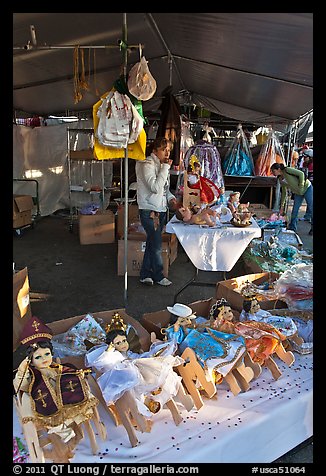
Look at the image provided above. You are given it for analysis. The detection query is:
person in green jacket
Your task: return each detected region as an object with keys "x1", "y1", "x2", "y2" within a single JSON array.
[{"x1": 270, "y1": 163, "x2": 313, "y2": 235}]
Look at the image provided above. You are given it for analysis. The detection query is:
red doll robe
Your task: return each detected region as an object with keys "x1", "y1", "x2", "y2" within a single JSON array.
[{"x1": 187, "y1": 173, "x2": 221, "y2": 206}]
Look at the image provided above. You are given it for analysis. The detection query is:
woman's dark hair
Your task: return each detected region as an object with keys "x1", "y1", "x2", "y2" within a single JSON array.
[
  {"x1": 209, "y1": 298, "x2": 231, "y2": 319},
  {"x1": 26, "y1": 340, "x2": 53, "y2": 360},
  {"x1": 106, "y1": 329, "x2": 127, "y2": 345},
  {"x1": 270, "y1": 163, "x2": 286, "y2": 172},
  {"x1": 169, "y1": 313, "x2": 179, "y2": 325},
  {"x1": 147, "y1": 137, "x2": 173, "y2": 155}
]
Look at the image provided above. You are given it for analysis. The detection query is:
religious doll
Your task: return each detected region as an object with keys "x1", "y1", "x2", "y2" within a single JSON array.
[
  {"x1": 85, "y1": 313, "x2": 193, "y2": 417},
  {"x1": 209, "y1": 298, "x2": 295, "y2": 377},
  {"x1": 227, "y1": 191, "x2": 241, "y2": 215},
  {"x1": 163, "y1": 303, "x2": 248, "y2": 384},
  {"x1": 175, "y1": 205, "x2": 220, "y2": 227},
  {"x1": 13, "y1": 316, "x2": 100, "y2": 445},
  {"x1": 186, "y1": 155, "x2": 222, "y2": 206}
]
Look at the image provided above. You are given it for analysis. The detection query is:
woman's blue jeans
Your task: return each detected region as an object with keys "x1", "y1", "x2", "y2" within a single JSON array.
[
  {"x1": 139, "y1": 209, "x2": 167, "y2": 282},
  {"x1": 288, "y1": 185, "x2": 313, "y2": 232}
]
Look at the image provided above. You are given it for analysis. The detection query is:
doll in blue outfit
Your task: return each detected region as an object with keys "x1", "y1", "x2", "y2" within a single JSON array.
[{"x1": 162, "y1": 303, "x2": 249, "y2": 384}]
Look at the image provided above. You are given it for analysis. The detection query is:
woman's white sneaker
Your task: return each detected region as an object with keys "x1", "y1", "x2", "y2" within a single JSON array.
[
  {"x1": 140, "y1": 277, "x2": 154, "y2": 285},
  {"x1": 156, "y1": 278, "x2": 172, "y2": 286}
]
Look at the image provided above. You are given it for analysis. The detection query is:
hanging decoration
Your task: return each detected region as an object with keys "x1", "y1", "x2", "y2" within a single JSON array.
[
  {"x1": 222, "y1": 124, "x2": 255, "y2": 176},
  {"x1": 255, "y1": 127, "x2": 286, "y2": 176},
  {"x1": 127, "y1": 48, "x2": 157, "y2": 101},
  {"x1": 73, "y1": 46, "x2": 90, "y2": 104},
  {"x1": 92, "y1": 88, "x2": 146, "y2": 161},
  {"x1": 156, "y1": 86, "x2": 182, "y2": 166}
]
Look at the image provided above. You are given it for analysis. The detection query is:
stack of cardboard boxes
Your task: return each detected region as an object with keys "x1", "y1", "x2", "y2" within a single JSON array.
[
  {"x1": 116, "y1": 204, "x2": 178, "y2": 277},
  {"x1": 13, "y1": 195, "x2": 34, "y2": 229}
]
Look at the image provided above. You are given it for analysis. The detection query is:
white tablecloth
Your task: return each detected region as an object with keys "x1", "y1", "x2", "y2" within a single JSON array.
[
  {"x1": 165, "y1": 215, "x2": 262, "y2": 272},
  {"x1": 13, "y1": 353, "x2": 312, "y2": 464}
]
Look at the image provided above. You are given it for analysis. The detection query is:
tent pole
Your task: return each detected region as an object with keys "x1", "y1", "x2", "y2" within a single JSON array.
[{"x1": 122, "y1": 13, "x2": 129, "y2": 306}]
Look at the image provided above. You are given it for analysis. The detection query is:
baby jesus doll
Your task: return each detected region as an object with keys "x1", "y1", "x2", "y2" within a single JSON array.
[
  {"x1": 85, "y1": 313, "x2": 193, "y2": 417},
  {"x1": 187, "y1": 155, "x2": 222, "y2": 206},
  {"x1": 13, "y1": 316, "x2": 99, "y2": 450},
  {"x1": 175, "y1": 205, "x2": 220, "y2": 227},
  {"x1": 227, "y1": 191, "x2": 241, "y2": 215},
  {"x1": 209, "y1": 298, "x2": 295, "y2": 378},
  {"x1": 232, "y1": 202, "x2": 252, "y2": 226}
]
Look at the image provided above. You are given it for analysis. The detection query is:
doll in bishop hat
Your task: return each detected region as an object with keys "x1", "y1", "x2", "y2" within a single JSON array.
[{"x1": 13, "y1": 316, "x2": 99, "y2": 444}]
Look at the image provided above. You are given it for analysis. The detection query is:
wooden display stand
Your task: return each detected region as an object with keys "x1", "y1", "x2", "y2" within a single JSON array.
[
  {"x1": 175, "y1": 347, "x2": 256, "y2": 410},
  {"x1": 13, "y1": 374, "x2": 107, "y2": 463},
  {"x1": 182, "y1": 171, "x2": 201, "y2": 208}
]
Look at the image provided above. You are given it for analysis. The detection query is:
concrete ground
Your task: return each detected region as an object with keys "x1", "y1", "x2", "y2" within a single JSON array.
[{"x1": 13, "y1": 202, "x2": 313, "y2": 463}]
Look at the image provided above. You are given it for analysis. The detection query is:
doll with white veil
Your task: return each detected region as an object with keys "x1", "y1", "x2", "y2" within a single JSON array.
[{"x1": 85, "y1": 313, "x2": 193, "y2": 417}]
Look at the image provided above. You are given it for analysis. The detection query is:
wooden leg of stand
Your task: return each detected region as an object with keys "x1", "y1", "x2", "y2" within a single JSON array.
[
  {"x1": 177, "y1": 365, "x2": 204, "y2": 410},
  {"x1": 91, "y1": 407, "x2": 107, "y2": 441},
  {"x1": 232, "y1": 369, "x2": 250, "y2": 392},
  {"x1": 224, "y1": 372, "x2": 241, "y2": 396},
  {"x1": 275, "y1": 343, "x2": 295, "y2": 367},
  {"x1": 175, "y1": 384, "x2": 194, "y2": 411},
  {"x1": 244, "y1": 352, "x2": 262, "y2": 379},
  {"x1": 23, "y1": 421, "x2": 45, "y2": 463},
  {"x1": 233, "y1": 360, "x2": 254, "y2": 390},
  {"x1": 83, "y1": 420, "x2": 98, "y2": 455},
  {"x1": 165, "y1": 399, "x2": 183, "y2": 426},
  {"x1": 114, "y1": 391, "x2": 150, "y2": 447},
  {"x1": 44, "y1": 433, "x2": 72, "y2": 463},
  {"x1": 265, "y1": 356, "x2": 282, "y2": 380}
]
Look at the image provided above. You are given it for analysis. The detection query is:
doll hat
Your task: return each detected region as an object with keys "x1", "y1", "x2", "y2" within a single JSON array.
[
  {"x1": 105, "y1": 312, "x2": 128, "y2": 334},
  {"x1": 167, "y1": 303, "x2": 196, "y2": 319},
  {"x1": 20, "y1": 316, "x2": 53, "y2": 347}
]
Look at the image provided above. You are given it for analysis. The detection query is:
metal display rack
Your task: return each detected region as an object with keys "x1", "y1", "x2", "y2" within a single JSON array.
[{"x1": 67, "y1": 128, "x2": 113, "y2": 232}]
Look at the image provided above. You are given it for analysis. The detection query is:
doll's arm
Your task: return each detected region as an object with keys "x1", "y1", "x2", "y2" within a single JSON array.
[{"x1": 13, "y1": 358, "x2": 31, "y2": 392}]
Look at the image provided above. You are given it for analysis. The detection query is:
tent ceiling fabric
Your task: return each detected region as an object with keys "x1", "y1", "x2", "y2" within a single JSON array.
[{"x1": 13, "y1": 13, "x2": 313, "y2": 127}]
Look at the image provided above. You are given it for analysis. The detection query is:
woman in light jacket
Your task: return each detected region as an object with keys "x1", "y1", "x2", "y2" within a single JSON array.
[{"x1": 135, "y1": 137, "x2": 178, "y2": 286}]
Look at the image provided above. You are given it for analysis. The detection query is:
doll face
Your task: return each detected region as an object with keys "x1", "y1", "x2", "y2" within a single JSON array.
[
  {"x1": 218, "y1": 305, "x2": 233, "y2": 322},
  {"x1": 112, "y1": 334, "x2": 129, "y2": 353},
  {"x1": 230, "y1": 193, "x2": 240, "y2": 203},
  {"x1": 250, "y1": 299, "x2": 260, "y2": 314},
  {"x1": 177, "y1": 316, "x2": 193, "y2": 327},
  {"x1": 32, "y1": 347, "x2": 53, "y2": 369}
]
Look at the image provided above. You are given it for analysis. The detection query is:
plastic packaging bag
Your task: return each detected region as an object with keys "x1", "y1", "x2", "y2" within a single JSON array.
[
  {"x1": 127, "y1": 56, "x2": 157, "y2": 101},
  {"x1": 255, "y1": 128, "x2": 286, "y2": 176}
]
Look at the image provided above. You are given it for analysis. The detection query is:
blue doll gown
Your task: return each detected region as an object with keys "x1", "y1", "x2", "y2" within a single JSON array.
[{"x1": 165, "y1": 324, "x2": 246, "y2": 380}]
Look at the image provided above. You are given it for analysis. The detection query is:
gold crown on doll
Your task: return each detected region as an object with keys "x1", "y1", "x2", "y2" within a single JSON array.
[
  {"x1": 105, "y1": 312, "x2": 127, "y2": 334},
  {"x1": 189, "y1": 155, "x2": 200, "y2": 172},
  {"x1": 240, "y1": 280, "x2": 257, "y2": 300}
]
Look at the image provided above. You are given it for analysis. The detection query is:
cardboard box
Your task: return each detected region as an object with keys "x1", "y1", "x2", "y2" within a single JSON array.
[
  {"x1": 117, "y1": 239, "x2": 170, "y2": 277},
  {"x1": 13, "y1": 194, "x2": 34, "y2": 229},
  {"x1": 216, "y1": 272, "x2": 287, "y2": 311},
  {"x1": 117, "y1": 204, "x2": 140, "y2": 239},
  {"x1": 141, "y1": 297, "x2": 240, "y2": 339},
  {"x1": 13, "y1": 267, "x2": 32, "y2": 350},
  {"x1": 13, "y1": 300, "x2": 151, "y2": 368},
  {"x1": 79, "y1": 210, "x2": 115, "y2": 244}
]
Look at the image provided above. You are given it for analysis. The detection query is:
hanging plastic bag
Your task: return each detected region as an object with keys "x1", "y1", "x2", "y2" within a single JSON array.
[
  {"x1": 222, "y1": 124, "x2": 255, "y2": 176},
  {"x1": 127, "y1": 56, "x2": 157, "y2": 101},
  {"x1": 147, "y1": 120, "x2": 159, "y2": 140},
  {"x1": 255, "y1": 128, "x2": 286, "y2": 176}
]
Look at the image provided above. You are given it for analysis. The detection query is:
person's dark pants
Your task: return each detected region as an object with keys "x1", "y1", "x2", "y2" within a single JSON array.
[{"x1": 139, "y1": 209, "x2": 167, "y2": 282}]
